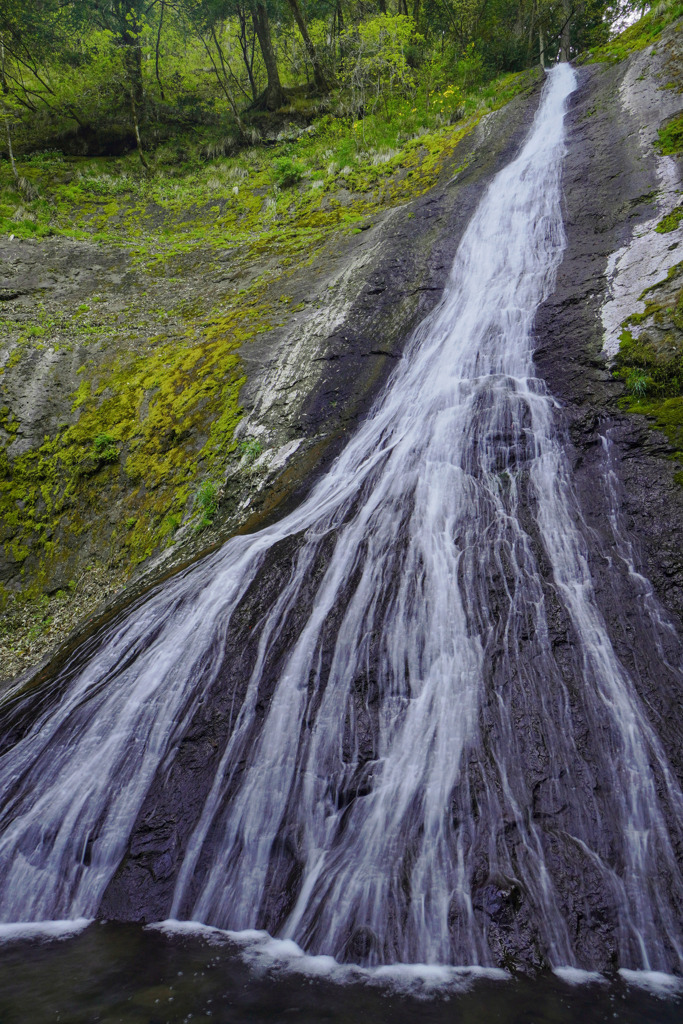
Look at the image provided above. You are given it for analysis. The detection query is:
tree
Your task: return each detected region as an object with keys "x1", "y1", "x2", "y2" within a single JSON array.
[
  {"x1": 0, "y1": 0, "x2": 92, "y2": 125},
  {"x1": 177, "y1": 0, "x2": 254, "y2": 126},
  {"x1": 284, "y1": 0, "x2": 335, "y2": 93},
  {"x1": 78, "y1": 1, "x2": 149, "y2": 108},
  {"x1": 179, "y1": 0, "x2": 285, "y2": 110},
  {"x1": 341, "y1": 14, "x2": 421, "y2": 117},
  {"x1": 251, "y1": 0, "x2": 286, "y2": 108}
]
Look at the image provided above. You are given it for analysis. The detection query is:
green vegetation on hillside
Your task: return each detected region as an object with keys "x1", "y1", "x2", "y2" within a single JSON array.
[
  {"x1": 0, "y1": 69, "x2": 526, "y2": 607},
  {"x1": 583, "y1": 0, "x2": 683, "y2": 61},
  {"x1": 0, "y1": 0, "x2": 645, "y2": 172},
  {"x1": 614, "y1": 263, "x2": 683, "y2": 484}
]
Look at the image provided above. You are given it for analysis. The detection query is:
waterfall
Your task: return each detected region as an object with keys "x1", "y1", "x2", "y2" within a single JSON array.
[{"x1": 1, "y1": 64, "x2": 682, "y2": 973}]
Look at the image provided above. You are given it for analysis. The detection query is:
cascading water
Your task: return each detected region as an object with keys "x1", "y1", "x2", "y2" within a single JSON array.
[{"x1": 1, "y1": 64, "x2": 682, "y2": 974}]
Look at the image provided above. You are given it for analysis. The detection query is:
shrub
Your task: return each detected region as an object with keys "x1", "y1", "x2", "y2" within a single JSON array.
[{"x1": 273, "y1": 156, "x2": 305, "y2": 188}]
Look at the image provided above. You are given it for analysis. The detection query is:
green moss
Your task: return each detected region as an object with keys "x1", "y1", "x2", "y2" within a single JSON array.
[
  {"x1": 583, "y1": 7, "x2": 683, "y2": 64},
  {"x1": 656, "y1": 205, "x2": 683, "y2": 234},
  {"x1": 0, "y1": 280, "x2": 275, "y2": 599},
  {"x1": 614, "y1": 266, "x2": 683, "y2": 483},
  {"x1": 656, "y1": 113, "x2": 683, "y2": 157},
  {"x1": 622, "y1": 394, "x2": 683, "y2": 466}
]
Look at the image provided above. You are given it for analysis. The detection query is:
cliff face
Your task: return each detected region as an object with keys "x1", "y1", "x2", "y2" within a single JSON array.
[
  {"x1": 540, "y1": 25, "x2": 683, "y2": 626},
  {"x1": 537, "y1": 26, "x2": 683, "y2": 751},
  {"x1": 0, "y1": 74, "x2": 543, "y2": 689}
]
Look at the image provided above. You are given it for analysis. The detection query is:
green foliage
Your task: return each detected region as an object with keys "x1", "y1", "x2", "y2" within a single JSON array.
[
  {"x1": 656, "y1": 205, "x2": 683, "y2": 234},
  {"x1": 585, "y1": 3, "x2": 683, "y2": 64},
  {"x1": 0, "y1": 0, "x2": 656, "y2": 163},
  {"x1": 194, "y1": 479, "x2": 220, "y2": 531},
  {"x1": 239, "y1": 437, "x2": 263, "y2": 463},
  {"x1": 656, "y1": 113, "x2": 683, "y2": 156},
  {"x1": 454, "y1": 42, "x2": 486, "y2": 92},
  {"x1": 341, "y1": 15, "x2": 423, "y2": 117},
  {"x1": 273, "y1": 155, "x2": 305, "y2": 188},
  {"x1": 625, "y1": 367, "x2": 650, "y2": 398},
  {"x1": 92, "y1": 433, "x2": 119, "y2": 462}
]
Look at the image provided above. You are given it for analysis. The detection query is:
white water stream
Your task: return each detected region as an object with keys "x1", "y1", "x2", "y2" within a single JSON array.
[{"x1": 0, "y1": 65, "x2": 682, "y2": 972}]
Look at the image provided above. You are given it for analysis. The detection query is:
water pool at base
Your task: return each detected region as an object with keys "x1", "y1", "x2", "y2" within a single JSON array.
[{"x1": 0, "y1": 924, "x2": 680, "y2": 1024}]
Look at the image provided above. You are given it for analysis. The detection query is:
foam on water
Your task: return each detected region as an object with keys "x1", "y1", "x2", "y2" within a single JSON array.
[
  {"x1": 0, "y1": 918, "x2": 91, "y2": 943},
  {"x1": 618, "y1": 970, "x2": 683, "y2": 997},
  {"x1": 553, "y1": 967, "x2": 606, "y2": 986},
  {"x1": 151, "y1": 920, "x2": 509, "y2": 994}
]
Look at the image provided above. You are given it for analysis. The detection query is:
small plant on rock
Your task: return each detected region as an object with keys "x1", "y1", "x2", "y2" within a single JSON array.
[
  {"x1": 625, "y1": 369, "x2": 650, "y2": 399},
  {"x1": 239, "y1": 437, "x2": 263, "y2": 464},
  {"x1": 194, "y1": 480, "x2": 220, "y2": 532},
  {"x1": 92, "y1": 433, "x2": 119, "y2": 463}
]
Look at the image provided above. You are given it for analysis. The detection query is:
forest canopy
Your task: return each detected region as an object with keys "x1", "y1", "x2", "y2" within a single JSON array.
[{"x1": 0, "y1": 0, "x2": 650, "y2": 159}]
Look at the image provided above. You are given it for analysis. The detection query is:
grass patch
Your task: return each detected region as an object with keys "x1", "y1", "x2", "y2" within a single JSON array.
[
  {"x1": 193, "y1": 480, "x2": 220, "y2": 532},
  {"x1": 656, "y1": 205, "x2": 683, "y2": 233},
  {"x1": 656, "y1": 113, "x2": 683, "y2": 156},
  {"x1": 583, "y1": 5, "x2": 683, "y2": 64}
]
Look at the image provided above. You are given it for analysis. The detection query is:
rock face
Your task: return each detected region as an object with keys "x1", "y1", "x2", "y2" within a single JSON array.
[
  {"x1": 536, "y1": 33, "x2": 683, "y2": 738},
  {"x1": 1, "y1": 27, "x2": 682, "y2": 975},
  {"x1": 0, "y1": 75, "x2": 543, "y2": 688},
  {"x1": 97, "y1": 38, "x2": 683, "y2": 965}
]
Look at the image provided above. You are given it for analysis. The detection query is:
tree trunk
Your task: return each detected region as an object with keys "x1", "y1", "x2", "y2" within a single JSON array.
[
  {"x1": 539, "y1": 26, "x2": 545, "y2": 69},
  {"x1": 122, "y1": 27, "x2": 144, "y2": 111},
  {"x1": 284, "y1": 0, "x2": 334, "y2": 93},
  {"x1": 238, "y1": 4, "x2": 258, "y2": 101},
  {"x1": 336, "y1": 0, "x2": 345, "y2": 63},
  {"x1": 155, "y1": 1, "x2": 166, "y2": 100},
  {"x1": 560, "y1": 0, "x2": 572, "y2": 62},
  {"x1": 252, "y1": 3, "x2": 286, "y2": 110},
  {"x1": 197, "y1": 30, "x2": 250, "y2": 137},
  {"x1": 4, "y1": 114, "x2": 18, "y2": 183},
  {"x1": 0, "y1": 34, "x2": 7, "y2": 95},
  {"x1": 130, "y1": 88, "x2": 149, "y2": 169}
]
